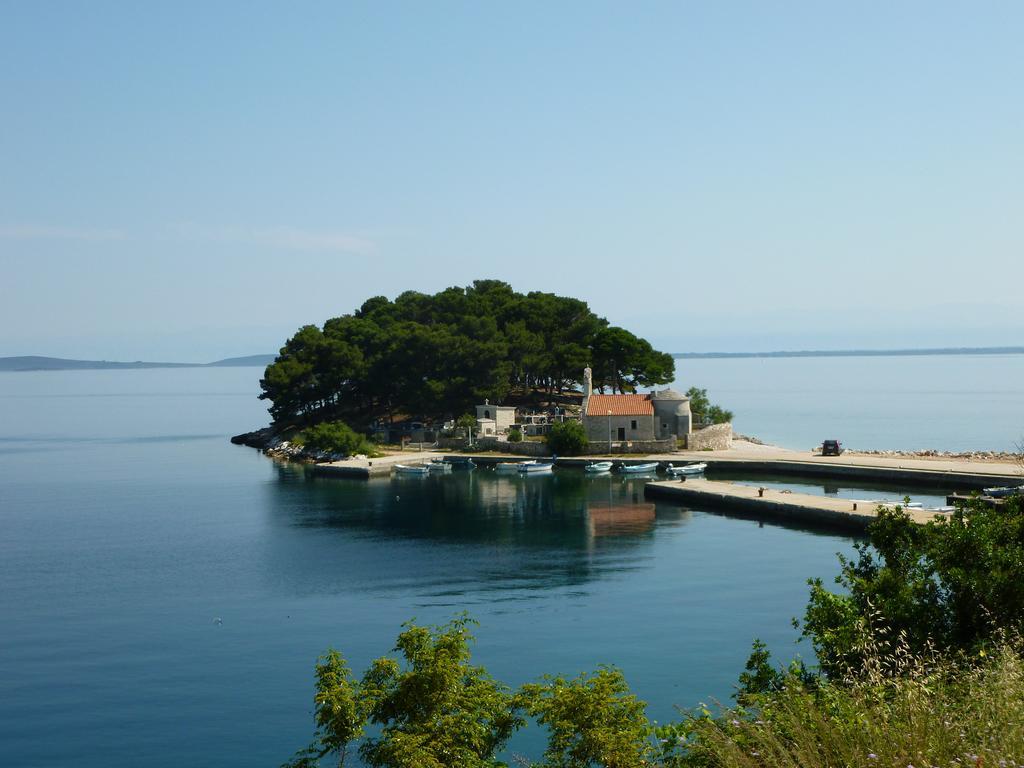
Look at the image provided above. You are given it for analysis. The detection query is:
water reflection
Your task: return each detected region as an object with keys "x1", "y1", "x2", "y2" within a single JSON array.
[{"x1": 260, "y1": 467, "x2": 692, "y2": 598}]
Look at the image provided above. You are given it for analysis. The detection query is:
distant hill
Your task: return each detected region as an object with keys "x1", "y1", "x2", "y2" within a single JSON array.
[
  {"x1": 0, "y1": 354, "x2": 275, "y2": 372},
  {"x1": 207, "y1": 355, "x2": 276, "y2": 367},
  {"x1": 674, "y1": 346, "x2": 1024, "y2": 360}
]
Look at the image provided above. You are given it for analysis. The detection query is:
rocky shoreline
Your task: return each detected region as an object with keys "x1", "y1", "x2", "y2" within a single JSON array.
[
  {"x1": 230, "y1": 427, "x2": 357, "y2": 464},
  {"x1": 845, "y1": 448, "x2": 1022, "y2": 463}
]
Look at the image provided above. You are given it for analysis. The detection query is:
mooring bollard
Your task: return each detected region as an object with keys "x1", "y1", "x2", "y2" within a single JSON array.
[
  {"x1": 853, "y1": 502, "x2": 857, "y2": 510},
  {"x1": 758, "y1": 487, "x2": 766, "y2": 498}
]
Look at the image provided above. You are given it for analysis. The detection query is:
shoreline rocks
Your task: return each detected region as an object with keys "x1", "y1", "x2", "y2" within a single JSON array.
[
  {"x1": 230, "y1": 426, "x2": 354, "y2": 464},
  {"x1": 844, "y1": 448, "x2": 1021, "y2": 462}
]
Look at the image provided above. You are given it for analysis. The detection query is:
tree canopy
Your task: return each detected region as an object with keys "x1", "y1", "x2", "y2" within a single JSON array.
[
  {"x1": 801, "y1": 495, "x2": 1024, "y2": 676},
  {"x1": 259, "y1": 281, "x2": 675, "y2": 427}
]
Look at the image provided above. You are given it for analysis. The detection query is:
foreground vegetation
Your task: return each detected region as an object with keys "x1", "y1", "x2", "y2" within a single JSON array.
[
  {"x1": 285, "y1": 495, "x2": 1024, "y2": 767},
  {"x1": 259, "y1": 281, "x2": 675, "y2": 428}
]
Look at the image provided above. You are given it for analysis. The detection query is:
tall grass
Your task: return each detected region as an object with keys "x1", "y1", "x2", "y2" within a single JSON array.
[{"x1": 679, "y1": 632, "x2": 1024, "y2": 768}]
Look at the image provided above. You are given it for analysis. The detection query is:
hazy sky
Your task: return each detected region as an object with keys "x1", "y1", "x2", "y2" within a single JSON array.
[{"x1": 2, "y1": 2, "x2": 1021, "y2": 360}]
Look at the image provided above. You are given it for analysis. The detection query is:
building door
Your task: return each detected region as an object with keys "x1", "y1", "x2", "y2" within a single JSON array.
[{"x1": 617, "y1": 427, "x2": 626, "y2": 441}]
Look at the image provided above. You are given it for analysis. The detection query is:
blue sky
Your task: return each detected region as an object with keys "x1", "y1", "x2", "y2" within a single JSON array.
[{"x1": 2, "y1": 2, "x2": 1021, "y2": 360}]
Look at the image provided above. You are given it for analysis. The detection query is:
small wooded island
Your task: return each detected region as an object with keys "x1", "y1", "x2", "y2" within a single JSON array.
[
  {"x1": 259, "y1": 280, "x2": 674, "y2": 425},
  {"x1": 237, "y1": 280, "x2": 731, "y2": 457}
]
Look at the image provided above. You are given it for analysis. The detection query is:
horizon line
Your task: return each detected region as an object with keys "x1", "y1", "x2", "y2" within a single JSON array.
[{"x1": 674, "y1": 346, "x2": 1024, "y2": 359}]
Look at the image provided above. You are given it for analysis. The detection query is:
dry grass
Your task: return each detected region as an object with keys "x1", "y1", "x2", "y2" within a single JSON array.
[{"x1": 682, "y1": 632, "x2": 1024, "y2": 768}]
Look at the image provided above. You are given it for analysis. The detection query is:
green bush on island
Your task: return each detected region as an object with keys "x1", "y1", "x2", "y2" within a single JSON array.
[
  {"x1": 455, "y1": 413, "x2": 478, "y2": 438},
  {"x1": 686, "y1": 386, "x2": 734, "y2": 425},
  {"x1": 507, "y1": 428, "x2": 523, "y2": 443},
  {"x1": 300, "y1": 421, "x2": 378, "y2": 457},
  {"x1": 259, "y1": 281, "x2": 675, "y2": 428},
  {"x1": 545, "y1": 420, "x2": 588, "y2": 455},
  {"x1": 285, "y1": 496, "x2": 1024, "y2": 767}
]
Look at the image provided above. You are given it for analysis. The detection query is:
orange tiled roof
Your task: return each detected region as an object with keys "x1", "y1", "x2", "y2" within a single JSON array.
[{"x1": 585, "y1": 393, "x2": 654, "y2": 416}]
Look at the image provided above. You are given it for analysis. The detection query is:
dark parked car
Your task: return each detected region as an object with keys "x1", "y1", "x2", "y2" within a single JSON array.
[{"x1": 821, "y1": 439, "x2": 843, "y2": 456}]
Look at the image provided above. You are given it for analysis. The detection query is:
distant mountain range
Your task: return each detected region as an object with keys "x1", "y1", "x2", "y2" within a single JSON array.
[
  {"x1": 0, "y1": 355, "x2": 276, "y2": 372},
  {"x1": 674, "y1": 346, "x2": 1024, "y2": 359},
  {"x1": 4, "y1": 345, "x2": 1023, "y2": 372}
]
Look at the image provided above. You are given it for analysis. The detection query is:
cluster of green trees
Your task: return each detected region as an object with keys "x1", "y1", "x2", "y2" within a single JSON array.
[
  {"x1": 259, "y1": 281, "x2": 675, "y2": 427},
  {"x1": 283, "y1": 616, "x2": 657, "y2": 768},
  {"x1": 296, "y1": 421, "x2": 379, "y2": 458},
  {"x1": 685, "y1": 387, "x2": 733, "y2": 426},
  {"x1": 286, "y1": 495, "x2": 1024, "y2": 767}
]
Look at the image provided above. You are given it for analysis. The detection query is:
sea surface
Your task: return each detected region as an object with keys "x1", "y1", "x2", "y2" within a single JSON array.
[
  {"x1": 674, "y1": 352, "x2": 1024, "y2": 452},
  {"x1": 1, "y1": 354, "x2": 1017, "y2": 766}
]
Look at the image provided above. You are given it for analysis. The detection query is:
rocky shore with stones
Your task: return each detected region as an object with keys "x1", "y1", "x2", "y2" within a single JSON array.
[
  {"x1": 230, "y1": 427, "x2": 361, "y2": 464},
  {"x1": 844, "y1": 448, "x2": 1021, "y2": 463}
]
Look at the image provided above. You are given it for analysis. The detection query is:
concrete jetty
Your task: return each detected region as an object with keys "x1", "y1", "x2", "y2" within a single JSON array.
[
  {"x1": 310, "y1": 451, "x2": 441, "y2": 479},
  {"x1": 671, "y1": 454, "x2": 1020, "y2": 490},
  {"x1": 305, "y1": 445, "x2": 1020, "y2": 492},
  {"x1": 644, "y1": 478, "x2": 946, "y2": 532}
]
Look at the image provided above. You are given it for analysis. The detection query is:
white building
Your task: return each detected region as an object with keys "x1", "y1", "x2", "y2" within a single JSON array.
[{"x1": 475, "y1": 400, "x2": 517, "y2": 436}]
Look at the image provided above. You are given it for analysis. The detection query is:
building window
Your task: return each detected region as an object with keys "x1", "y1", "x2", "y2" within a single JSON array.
[
  {"x1": 631, "y1": 420, "x2": 637, "y2": 430},
  {"x1": 484, "y1": 409, "x2": 490, "y2": 419}
]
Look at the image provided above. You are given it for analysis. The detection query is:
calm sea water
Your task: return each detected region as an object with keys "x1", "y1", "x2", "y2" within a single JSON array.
[
  {"x1": 1, "y1": 355, "x2": 1013, "y2": 767},
  {"x1": 674, "y1": 353, "x2": 1024, "y2": 452}
]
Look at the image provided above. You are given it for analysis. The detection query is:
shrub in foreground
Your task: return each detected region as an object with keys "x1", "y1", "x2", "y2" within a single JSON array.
[
  {"x1": 545, "y1": 420, "x2": 588, "y2": 455},
  {"x1": 283, "y1": 616, "x2": 653, "y2": 768}
]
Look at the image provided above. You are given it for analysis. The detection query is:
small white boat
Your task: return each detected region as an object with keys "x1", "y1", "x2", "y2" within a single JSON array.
[
  {"x1": 427, "y1": 459, "x2": 452, "y2": 472},
  {"x1": 666, "y1": 462, "x2": 707, "y2": 476},
  {"x1": 393, "y1": 463, "x2": 429, "y2": 475},
  {"x1": 619, "y1": 462, "x2": 659, "y2": 474},
  {"x1": 584, "y1": 461, "x2": 613, "y2": 473},
  {"x1": 983, "y1": 485, "x2": 1024, "y2": 498},
  {"x1": 495, "y1": 462, "x2": 523, "y2": 473},
  {"x1": 518, "y1": 460, "x2": 554, "y2": 474}
]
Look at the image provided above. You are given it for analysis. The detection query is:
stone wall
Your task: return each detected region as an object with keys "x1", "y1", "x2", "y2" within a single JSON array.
[
  {"x1": 583, "y1": 414, "x2": 656, "y2": 442},
  {"x1": 685, "y1": 422, "x2": 733, "y2": 451},
  {"x1": 475, "y1": 439, "x2": 552, "y2": 456},
  {"x1": 585, "y1": 437, "x2": 678, "y2": 454},
  {"x1": 436, "y1": 437, "x2": 551, "y2": 456}
]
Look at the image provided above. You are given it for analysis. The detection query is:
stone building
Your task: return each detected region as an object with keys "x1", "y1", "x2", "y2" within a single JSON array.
[
  {"x1": 475, "y1": 400, "x2": 516, "y2": 436},
  {"x1": 580, "y1": 367, "x2": 691, "y2": 443},
  {"x1": 649, "y1": 387, "x2": 693, "y2": 440}
]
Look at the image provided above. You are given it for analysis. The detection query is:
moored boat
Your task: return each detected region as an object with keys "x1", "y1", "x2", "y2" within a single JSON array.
[
  {"x1": 665, "y1": 462, "x2": 707, "y2": 476},
  {"x1": 446, "y1": 457, "x2": 476, "y2": 470},
  {"x1": 983, "y1": 485, "x2": 1024, "y2": 498},
  {"x1": 427, "y1": 459, "x2": 452, "y2": 472},
  {"x1": 618, "y1": 462, "x2": 659, "y2": 474},
  {"x1": 393, "y1": 463, "x2": 430, "y2": 475},
  {"x1": 584, "y1": 461, "x2": 614, "y2": 473},
  {"x1": 518, "y1": 460, "x2": 554, "y2": 474},
  {"x1": 495, "y1": 462, "x2": 523, "y2": 473}
]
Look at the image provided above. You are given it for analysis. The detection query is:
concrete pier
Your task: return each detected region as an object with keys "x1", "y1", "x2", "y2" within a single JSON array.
[
  {"x1": 311, "y1": 451, "x2": 441, "y2": 479},
  {"x1": 644, "y1": 478, "x2": 947, "y2": 532},
  {"x1": 681, "y1": 457, "x2": 1019, "y2": 491}
]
